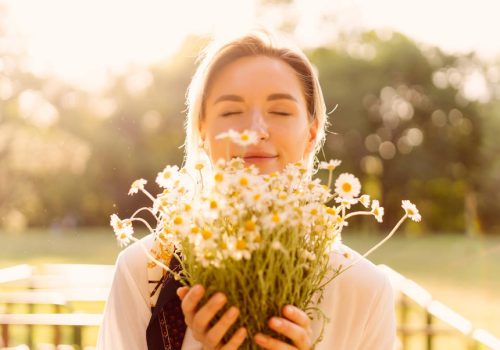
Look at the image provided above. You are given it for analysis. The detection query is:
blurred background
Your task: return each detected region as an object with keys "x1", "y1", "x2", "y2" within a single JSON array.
[{"x1": 0, "y1": 0, "x2": 499, "y2": 349}]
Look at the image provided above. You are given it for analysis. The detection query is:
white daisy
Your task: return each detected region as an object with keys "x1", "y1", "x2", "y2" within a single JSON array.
[
  {"x1": 359, "y1": 194, "x2": 371, "y2": 208},
  {"x1": 128, "y1": 178, "x2": 147, "y2": 196},
  {"x1": 402, "y1": 200, "x2": 421, "y2": 222},
  {"x1": 215, "y1": 128, "x2": 238, "y2": 140},
  {"x1": 371, "y1": 200, "x2": 384, "y2": 223},
  {"x1": 334, "y1": 196, "x2": 358, "y2": 209},
  {"x1": 110, "y1": 214, "x2": 134, "y2": 247},
  {"x1": 155, "y1": 165, "x2": 180, "y2": 188},
  {"x1": 319, "y1": 159, "x2": 342, "y2": 171},
  {"x1": 230, "y1": 129, "x2": 259, "y2": 146},
  {"x1": 334, "y1": 173, "x2": 361, "y2": 199}
]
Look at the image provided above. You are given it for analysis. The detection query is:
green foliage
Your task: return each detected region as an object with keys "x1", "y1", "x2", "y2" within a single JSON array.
[{"x1": 0, "y1": 28, "x2": 499, "y2": 233}]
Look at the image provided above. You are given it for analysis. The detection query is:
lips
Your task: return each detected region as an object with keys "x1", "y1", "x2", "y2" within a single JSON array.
[{"x1": 242, "y1": 151, "x2": 278, "y2": 158}]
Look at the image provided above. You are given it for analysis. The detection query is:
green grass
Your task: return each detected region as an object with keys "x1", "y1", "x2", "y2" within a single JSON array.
[{"x1": 1, "y1": 229, "x2": 500, "y2": 348}]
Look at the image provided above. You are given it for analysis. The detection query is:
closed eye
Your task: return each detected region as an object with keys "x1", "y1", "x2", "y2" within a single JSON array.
[
  {"x1": 271, "y1": 111, "x2": 291, "y2": 116},
  {"x1": 220, "y1": 111, "x2": 242, "y2": 117}
]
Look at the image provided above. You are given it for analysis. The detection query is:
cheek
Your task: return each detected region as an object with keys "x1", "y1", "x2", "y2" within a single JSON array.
[
  {"x1": 271, "y1": 120, "x2": 310, "y2": 157},
  {"x1": 206, "y1": 121, "x2": 243, "y2": 159}
]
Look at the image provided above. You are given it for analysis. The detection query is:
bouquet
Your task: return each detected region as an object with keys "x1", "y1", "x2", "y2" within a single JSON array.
[{"x1": 110, "y1": 129, "x2": 421, "y2": 349}]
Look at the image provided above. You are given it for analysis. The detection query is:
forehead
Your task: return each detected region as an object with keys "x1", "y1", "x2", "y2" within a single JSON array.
[{"x1": 205, "y1": 55, "x2": 306, "y2": 105}]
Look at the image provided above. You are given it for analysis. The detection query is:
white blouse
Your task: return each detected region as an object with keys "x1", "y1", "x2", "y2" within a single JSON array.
[{"x1": 96, "y1": 233, "x2": 396, "y2": 350}]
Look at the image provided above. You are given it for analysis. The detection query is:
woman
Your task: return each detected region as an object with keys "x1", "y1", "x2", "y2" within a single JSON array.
[{"x1": 97, "y1": 28, "x2": 396, "y2": 350}]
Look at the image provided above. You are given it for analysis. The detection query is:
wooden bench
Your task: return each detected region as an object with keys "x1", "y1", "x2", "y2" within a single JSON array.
[
  {"x1": 0, "y1": 264, "x2": 114, "y2": 349},
  {"x1": 0, "y1": 313, "x2": 102, "y2": 349},
  {"x1": 0, "y1": 265, "x2": 33, "y2": 288}
]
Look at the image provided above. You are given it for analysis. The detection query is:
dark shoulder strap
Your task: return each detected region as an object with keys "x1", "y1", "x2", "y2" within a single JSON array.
[{"x1": 146, "y1": 251, "x2": 187, "y2": 350}]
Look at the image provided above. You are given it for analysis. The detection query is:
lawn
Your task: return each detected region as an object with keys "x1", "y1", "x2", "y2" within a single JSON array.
[{"x1": 1, "y1": 229, "x2": 500, "y2": 348}]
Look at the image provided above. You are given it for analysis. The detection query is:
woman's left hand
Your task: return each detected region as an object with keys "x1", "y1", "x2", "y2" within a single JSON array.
[{"x1": 253, "y1": 304, "x2": 313, "y2": 350}]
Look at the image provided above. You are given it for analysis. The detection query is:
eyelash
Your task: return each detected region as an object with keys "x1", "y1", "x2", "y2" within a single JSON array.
[{"x1": 220, "y1": 111, "x2": 291, "y2": 117}]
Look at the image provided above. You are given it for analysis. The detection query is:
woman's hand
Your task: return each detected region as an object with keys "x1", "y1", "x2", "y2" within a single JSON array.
[
  {"x1": 177, "y1": 285, "x2": 247, "y2": 350},
  {"x1": 254, "y1": 305, "x2": 313, "y2": 350}
]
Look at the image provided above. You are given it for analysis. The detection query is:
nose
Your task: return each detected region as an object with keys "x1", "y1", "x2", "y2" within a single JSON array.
[{"x1": 248, "y1": 109, "x2": 269, "y2": 140}]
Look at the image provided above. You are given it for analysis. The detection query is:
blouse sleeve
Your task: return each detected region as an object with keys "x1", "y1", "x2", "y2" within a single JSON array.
[
  {"x1": 96, "y1": 249, "x2": 152, "y2": 350},
  {"x1": 357, "y1": 273, "x2": 397, "y2": 350}
]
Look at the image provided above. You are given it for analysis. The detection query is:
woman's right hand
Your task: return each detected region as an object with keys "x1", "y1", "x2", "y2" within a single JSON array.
[{"x1": 177, "y1": 284, "x2": 247, "y2": 350}]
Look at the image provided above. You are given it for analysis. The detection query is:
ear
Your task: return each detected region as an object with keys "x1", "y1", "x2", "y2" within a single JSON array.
[
  {"x1": 198, "y1": 119, "x2": 206, "y2": 142},
  {"x1": 305, "y1": 117, "x2": 318, "y2": 154}
]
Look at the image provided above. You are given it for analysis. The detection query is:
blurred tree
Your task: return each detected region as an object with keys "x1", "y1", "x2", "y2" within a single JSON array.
[
  {"x1": 308, "y1": 31, "x2": 486, "y2": 234},
  {"x1": 1, "y1": 11, "x2": 499, "y2": 234}
]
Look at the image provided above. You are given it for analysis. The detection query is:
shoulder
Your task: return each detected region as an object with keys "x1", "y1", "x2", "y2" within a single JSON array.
[
  {"x1": 114, "y1": 233, "x2": 156, "y2": 283},
  {"x1": 329, "y1": 243, "x2": 393, "y2": 302}
]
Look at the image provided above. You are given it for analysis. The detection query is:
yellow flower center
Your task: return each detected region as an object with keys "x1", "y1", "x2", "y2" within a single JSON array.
[
  {"x1": 326, "y1": 207, "x2": 337, "y2": 216},
  {"x1": 195, "y1": 163, "x2": 204, "y2": 170},
  {"x1": 210, "y1": 200, "x2": 218, "y2": 209},
  {"x1": 342, "y1": 182, "x2": 352, "y2": 193},
  {"x1": 244, "y1": 220, "x2": 256, "y2": 231},
  {"x1": 173, "y1": 216, "x2": 183, "y2": 225},
  {"x1": 239, "y1": 177, "x2": 249, "y2": 186},
  {"x1": 202, "y1": 229, "x2": 212, "y2": 240},
  {"x1": 236, "y1": 238, "x2": 247, "y2": 250},
  {"x1": 241, "y1": 134, "x2": 249, "y2": 141},
  {"x1": 120, "y1": 233, "x2": 127, "y2": 239},
  {"x1": 190, "y1": 226, "x2": 199, "y2": 234},
  {"x1": 163, "y1": 172, "x2": 171, "y2": 179},
  {"x1": 214, "y1": 173, "x2": 224, "y2": 182},
  {"x1": 272, "y1": 213, "x2": 280, "y2": 223}
]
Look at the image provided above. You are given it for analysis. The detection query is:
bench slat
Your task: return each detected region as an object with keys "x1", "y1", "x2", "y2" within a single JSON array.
[{"x1": 0, "y1": 313, "x2": 103, "y2": 326}]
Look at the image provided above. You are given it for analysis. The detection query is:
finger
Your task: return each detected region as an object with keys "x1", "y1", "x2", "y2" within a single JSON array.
[
  {"x1": 204, "y1": 306, "x2": 240, "y2": 348},
  {"x1": 282, "y1": 305, "x2": 311, "y2": 330},
  {"x1": 254, "y1": 333, "x2": 297, "y2": 350},
  {"x1": 222, "y1": 327, "x2": 247, "y2": 350},
  {"x1": 177, "y1": 286, "x2": 189, "y2": 300},
  {"x1": 268, "y1": 317, "x2": 311, "y2": 350},
  {"x1": 181, "y1": 284, "x2": 205, "y2": 325},
  {"x1": 191, "y1": 292, "x2": 227, "y2": 334}
]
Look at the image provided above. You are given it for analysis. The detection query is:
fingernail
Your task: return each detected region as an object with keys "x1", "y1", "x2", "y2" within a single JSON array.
[
  {"x1": 215, "y1": 293, "x2": 226, "y2": 303},
  {"x1": 227, "y1": 307, "x2": 238, "y2": 317},
  {"x1": 239, "y1": 328, "x2": 247, "y2": 338},
  {"x1": 286, "y1": 305, "x2": 295, "y2": 313},
  {"x1": 271, "y1": 318, "x2": 282, "y2": 327},
  {"x1": 255, "y1": 334, "x2": 267, "y2": 344}
]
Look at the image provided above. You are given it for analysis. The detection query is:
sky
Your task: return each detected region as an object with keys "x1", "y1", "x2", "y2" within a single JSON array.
[{"x1": 2, "y1": 0, "x2": 499, "y2": 91}]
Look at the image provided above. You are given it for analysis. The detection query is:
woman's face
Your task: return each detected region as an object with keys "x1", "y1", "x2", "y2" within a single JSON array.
[{"x1": 200, "y1": 55, "x2": 318, "y2": 175}]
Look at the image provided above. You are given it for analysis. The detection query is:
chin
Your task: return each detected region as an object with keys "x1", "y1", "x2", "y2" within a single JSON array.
[{"x1": 253, "y1": 164, "x2": 283, "y2": 175}]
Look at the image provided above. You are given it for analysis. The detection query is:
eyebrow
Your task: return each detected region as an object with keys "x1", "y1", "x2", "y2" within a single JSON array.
[{"x1": 213, "y1": 93, "x2": 298, "y2": 105}]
